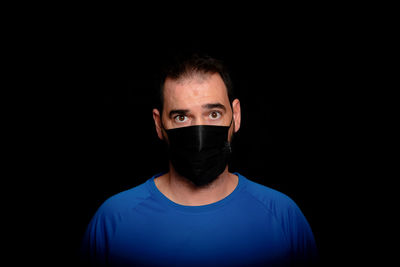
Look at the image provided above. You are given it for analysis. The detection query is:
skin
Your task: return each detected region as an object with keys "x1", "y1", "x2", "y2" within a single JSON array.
[{"x1": 152, "y1": 73, "x2": 241, "y2": 206}]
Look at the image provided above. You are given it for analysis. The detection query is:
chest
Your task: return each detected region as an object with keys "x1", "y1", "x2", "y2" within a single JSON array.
[{"x1": 108, "y1": 207, "x2": 291, "y2": 266}]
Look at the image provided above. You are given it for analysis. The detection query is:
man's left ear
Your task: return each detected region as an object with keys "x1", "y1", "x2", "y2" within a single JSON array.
[{"x1": 232, "y1": 99, "x2": 241, "y2": 133}]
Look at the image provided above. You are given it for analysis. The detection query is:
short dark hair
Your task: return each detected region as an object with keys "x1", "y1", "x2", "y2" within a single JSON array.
[{"x1": 157, "y1": 53, "x2": 234, "y2": 113}]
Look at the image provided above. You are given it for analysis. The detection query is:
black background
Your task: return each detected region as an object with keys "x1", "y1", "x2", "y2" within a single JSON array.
[{"x1": 21, "y1": 12, "x2": 379, "y2": 265}]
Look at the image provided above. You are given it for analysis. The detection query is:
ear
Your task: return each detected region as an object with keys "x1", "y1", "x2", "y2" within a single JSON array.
[
  {"x1": 232, "y1": 99, "x2": 241, "y2": 133},
  {"x1": 153, "y1": 108, "x2": 164, "y2": 140}
]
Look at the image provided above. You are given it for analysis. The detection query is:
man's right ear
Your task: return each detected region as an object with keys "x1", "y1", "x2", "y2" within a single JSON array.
[{"x1": 152, "y1": 108, "x2": 164, "y2": 140}]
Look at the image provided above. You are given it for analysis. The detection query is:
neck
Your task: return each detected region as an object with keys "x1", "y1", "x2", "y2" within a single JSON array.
[{"x1": 154, "y1": 165, "x2": 238, "y2": 206}]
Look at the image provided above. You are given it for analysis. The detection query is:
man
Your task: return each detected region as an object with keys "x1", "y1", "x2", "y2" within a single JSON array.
[{"x1": 81, "y1": 54, "x2": 317, "y2": 266}]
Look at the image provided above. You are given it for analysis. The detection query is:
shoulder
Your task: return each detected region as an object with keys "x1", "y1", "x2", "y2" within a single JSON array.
[
  {"x1": 239, "y1": 173, "x2": 311, "y2": 230},
  {"x1": 240, "y1": 174, "x2": 299, "y2": 213},
  {"x1": 95, "y1": 179, "x2": 152, "y2": 217},
  {"x1": 240, "y1": 173, "x2": 314, "y2": 234},
  {"x1": 238, "y1": 174, "x2": 318, "y2": 263},
  {"x1": 239, "y1": 173, "x2": 314, "y2": 235}
]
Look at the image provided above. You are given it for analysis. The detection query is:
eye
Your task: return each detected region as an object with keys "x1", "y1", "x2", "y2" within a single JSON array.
[
  {"x1": 174, "y1": 115, "x2": 188, "y2": 123},
  {"x1": 209, "y1": 111, "x2": 222, "y2": 120}
]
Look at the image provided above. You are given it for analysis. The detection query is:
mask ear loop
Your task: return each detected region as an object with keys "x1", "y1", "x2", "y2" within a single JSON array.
[
  {"x1": 158, "y1": 113, "x2": 170, "y2": 142},
  {"x1": 228, "y1": 100, "x2": 235, "y2": 129},
  {"x1": 228, "y1": 115, "x2": 234, "y2": 128},
  {"x1": 224, "y1": 113, "x2": 235, "y2": 153}
]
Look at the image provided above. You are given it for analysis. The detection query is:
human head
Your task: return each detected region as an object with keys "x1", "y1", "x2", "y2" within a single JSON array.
[
  {"x1": 157, "y1": 53, "x2": 235, "y2": 115},
  {"x1": 153, "y1": 53, "x2": 241, "y2": 140}
]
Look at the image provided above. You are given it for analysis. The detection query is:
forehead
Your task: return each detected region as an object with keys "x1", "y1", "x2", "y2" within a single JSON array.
[{"x1": 163, "y1": 73, "x2": 229, "y2": 109}]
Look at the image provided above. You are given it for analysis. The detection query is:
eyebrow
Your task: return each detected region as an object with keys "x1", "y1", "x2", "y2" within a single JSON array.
[
  {"x1": 169, "y1": 109, "x2": 190, "y2": 118},
  {"x1": 201, "y1": 103, "x2": 227, "y2": 112}
]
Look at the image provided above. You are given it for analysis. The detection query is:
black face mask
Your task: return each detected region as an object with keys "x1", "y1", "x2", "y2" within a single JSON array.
[{"x1": 163, "y1": 120, "x2": 233, "y2": 187}]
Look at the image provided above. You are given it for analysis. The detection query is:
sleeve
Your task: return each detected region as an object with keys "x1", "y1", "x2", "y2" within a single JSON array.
[
  {"x1": 80, "y1": 202, "x2": 115, "y2": 266},
  {"x1": 281, "y1": 199, "x2": 318, "y2": 265}
]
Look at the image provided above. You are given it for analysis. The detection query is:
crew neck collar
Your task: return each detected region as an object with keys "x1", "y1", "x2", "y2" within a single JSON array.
[{"x1": 147, "y1": 172, "x2": 245, "y2": 214}]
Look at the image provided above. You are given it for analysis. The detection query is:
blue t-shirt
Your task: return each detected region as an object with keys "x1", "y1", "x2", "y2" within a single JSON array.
[{"x1": 81, "y1": 173, "x2": 317, "y2": 266}]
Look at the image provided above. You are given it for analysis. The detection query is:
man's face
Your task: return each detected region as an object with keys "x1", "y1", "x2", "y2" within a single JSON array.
[
  {"x1": 152, "y1": 72, "x2": 241, "y2": 186},
  {"x1": 162, "y1": 73, "x2": 233, "y2": 131}
]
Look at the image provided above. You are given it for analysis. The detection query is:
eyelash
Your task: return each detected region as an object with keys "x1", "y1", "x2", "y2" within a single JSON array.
[
  {"x1": 209, "y1": 111, "x2": 222, "y2": 120},
  {"x1": 173, "y1": 111, "x2": 222, "y2": 123},
  {"x1": 174, "y1": 115, "x2": 188, "y2": 123}
]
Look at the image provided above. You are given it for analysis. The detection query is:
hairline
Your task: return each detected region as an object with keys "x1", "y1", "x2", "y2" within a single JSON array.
[{"x1": 160, "y1": 71, "x2": 231, "y2": 113}]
